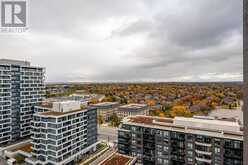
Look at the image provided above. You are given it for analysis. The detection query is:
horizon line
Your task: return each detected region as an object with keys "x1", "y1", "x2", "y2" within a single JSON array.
[{"x1": 45, "y1": 80, "x2": 243, "y2": 85}]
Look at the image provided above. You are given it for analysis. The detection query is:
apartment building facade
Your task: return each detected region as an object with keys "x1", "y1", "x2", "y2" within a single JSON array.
[
  {"x1": 117, "y1": 104, "x2": 148, "y2": 118},
  {"x1": 26, "y1": 100, "x2": 98, "y2": 165},
  {"x1": 118, "y1": 116, "x2": 243, "y2": 165},
  {"x1": 0, "y1": 59, "x2": 45, "y2": 145}
]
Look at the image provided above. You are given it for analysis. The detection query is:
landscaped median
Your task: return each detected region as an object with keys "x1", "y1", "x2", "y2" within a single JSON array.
[
  {"x1": 78, "y1": 142, "x2": 109, "y2": 165},
  {"x1": 97, "y1": 151, "x2": 137, "y2": 165}
]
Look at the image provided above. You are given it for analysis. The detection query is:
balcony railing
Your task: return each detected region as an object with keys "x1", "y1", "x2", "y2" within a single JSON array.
[
  {"x1": 195, "y1": 149, "x2": 212, "y2": 156},
  {"x1": 195, "y1": 141, "x2": 212, "y2": 147},
  {"x1": 196, "y1": 157, "x2": 212, "y2": 164}
]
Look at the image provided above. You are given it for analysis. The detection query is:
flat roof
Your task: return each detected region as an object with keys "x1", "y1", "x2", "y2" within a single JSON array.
[
  {"x1": 129, "y1": 116, "x2": 173, "y2": 125},
  {"x1": 208, "y1": 109, "x2": 243, "y2": 125},
  {"x1": 128, "y1": 116, "x2": 240, "y2": 130},
  {"x1": 92, "y1": 102, "x2": 119, "y2": 107},
  {"x1": 36, "y1": 108, "x2": 87, "y2": 117},
  {"x1": 122, "y1": 115, "x2": 243, "y2": 140},
  {"x1": 119, "y1": 104, "x2": 147, "y2": 109},
  {"x1": 12, "y1": 144, "x2": 32, "y2": 153},
  {"x1": 0, "y1": 59, "x2": 44, "y2": 69},
  {"x1": 0, "y1": 59, "x2": 30, "y2": 66},
  {"x1": 174, "y1": 116, "x2": 240, "y2": 128},
  {"x1": 100, "y1": 153, "x2": 135, "y2": 165},
  {"x1": 37, "y1": 97, "x2": 85, "y2": 108}
]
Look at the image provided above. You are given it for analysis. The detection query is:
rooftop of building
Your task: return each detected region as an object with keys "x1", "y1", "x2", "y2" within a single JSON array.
[
  {"x1": 0, "y1": 59, "x2": 30, "y2": 67},
  {"x1": 4, "y1": 141, "x2": 33, "y2": 153},
  {"x1": 0, "y1": 59, "x2": 44, "y2": 70},
  {"x1": 91, "y1": 102, "x2": 119, "y2": 107},
  {"x1": 37, "y1": 108, "x2": 86, "y2": 117},
  {"x1": 37, "y1": 97, "x2": 87, "y2": 109},
  {"x1": 119, "y1": 103, "x2": 147, "y2": 110},
  {"x1": 100, "y1": 152, "x2": 136, "y2": 165},
  {"x1": 122, "y1": 115, "x2": 243, "y2": 140},
  {"x1": 35, "y1": 100, "x2": 89, "y2": 117},
  {"x1": 12, "y1": 144, "x2": 33, "y2": 153},
  {"x1": 208, "y1": 109, "x2": 243, "y2": 125},
  {"x1": 128, "y1": 116, "x2": 173, "y2": 125}
]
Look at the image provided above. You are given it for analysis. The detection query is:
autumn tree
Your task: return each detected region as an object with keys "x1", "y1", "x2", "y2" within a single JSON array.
[
  {"x1": 151, "y1": 109, "x2": 161, "y2": 116},
  {"x1": 170, "y1": 105, "x2": 192, "y2": 118},
  {"x1": 146, "y1": 99, "x2": 156, "y2": 106},
  {"x1": 89, "y1": 98, "x2": 99, "y2": 104},
  {"x1": 102, "y1": 95, "x2": 118, "y2": 102},
  {"x1": 162, "y1": 104, "x2": 172, "y2": 112},
  {"x1": 120, "y1": 95, "x2": 128, "y2": 104}
]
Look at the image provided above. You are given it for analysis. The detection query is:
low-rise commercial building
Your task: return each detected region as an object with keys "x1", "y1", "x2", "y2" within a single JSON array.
[
  {"x1": 91, "y1": 102, "x2": 119, "y2": 122},
  {"x1": 117, "y1": 104, "x2": 148, "y2": 118},
  {"x1": 26, "y1": 100, "x2": 98, "y2": 165},
  {"x1": 118, "y1": 115, "x2": 243, "y2": 165}
]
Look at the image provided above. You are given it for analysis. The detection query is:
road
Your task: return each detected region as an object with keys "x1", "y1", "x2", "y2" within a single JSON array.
[{"x1": 98, "y1": 126, "x2": 118, "y2": 143}]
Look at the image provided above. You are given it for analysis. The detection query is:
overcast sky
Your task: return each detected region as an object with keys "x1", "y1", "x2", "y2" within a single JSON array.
[{"x1": 0, "y1": 0, "x2": 243, "y2": 82}]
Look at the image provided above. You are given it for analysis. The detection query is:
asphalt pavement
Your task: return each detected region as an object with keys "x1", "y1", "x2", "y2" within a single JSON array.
[
  {"x1": 98, "y1": 125, "x2": 118, "y2": 143},
  {"x1": 0, "y1": 156, "x2": 8, "y2": 165}
]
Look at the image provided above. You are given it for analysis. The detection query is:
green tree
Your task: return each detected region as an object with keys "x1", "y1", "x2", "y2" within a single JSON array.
[
  {"x1": 120, "y1": 95, "x2": 128, "y2": 104},
  {"x1": 110, "y1": 113, "x2": 121, "y2": 127},
  {"x1": 98, "y1": 115, "x2": 104, "y2": 125}
]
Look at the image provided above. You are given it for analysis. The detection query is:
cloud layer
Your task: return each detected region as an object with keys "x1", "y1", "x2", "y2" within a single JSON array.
[{"x1": 0, "y1": 0, "x2": 242, "y2": 82}]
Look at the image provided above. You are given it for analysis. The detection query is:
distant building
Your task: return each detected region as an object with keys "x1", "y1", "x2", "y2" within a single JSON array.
[
  {"x1": 118, "y1": 115, "x2": 243, "y2": 165},
  {"x1": 70, "y1": 92, "x2": 105, "y2": 102},
  {"x1": 45, "y1": 85, "x2": 68, "y2": 96},
  {"x1": 91, "y1": 102, "x2": 119, "y2": 122},
  {"x1": 26, "y1": 100, "x2": 98, "y2": 165},
  {"x1": 189, "y1": 104, "x2": 210, "y2": 113},
  {"x1": 117, "y1": 104, "x2": 148, "y2": 118},
  {"x1": 0, "y1": 59, "x2": 45, "y2": 145}
]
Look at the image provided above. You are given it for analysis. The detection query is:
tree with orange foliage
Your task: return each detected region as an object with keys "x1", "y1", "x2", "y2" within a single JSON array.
[
  {"x1": 146, "y1": 99, "x2": 156, "y2": 106},
  {"x1": 159, "y1": 112, "x2": 165, "y2": 117},
  {"x1": 170, "y1": 105, "x2": 192, "y2": 118}
]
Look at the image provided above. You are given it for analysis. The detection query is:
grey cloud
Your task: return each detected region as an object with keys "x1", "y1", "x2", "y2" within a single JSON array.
[
  {"x1": 0, "y1": 0, "x2": 243, "y2": 82},
  {"x1": 111, "y1": 20, "x2": 153, "y2": 37},
  {"x1": 109, "y1": 0, "x2": 242, "y2": 79},
  {"x1": 156, "y1": 0, "x2": 242, "y2": 49},
  {"x1": 113, "y1": 0, "x2": 242, "y2": 49}
]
